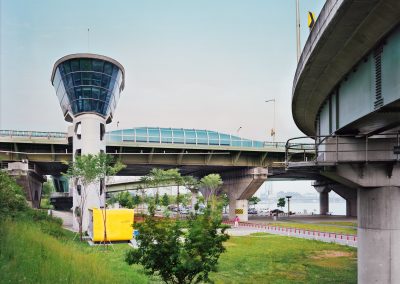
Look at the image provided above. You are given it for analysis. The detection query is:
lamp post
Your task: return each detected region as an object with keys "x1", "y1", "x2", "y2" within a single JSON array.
[
  {"x1": 296, "y1": 0, "x2": 301, "y2": 62},
  {"x1": 236, "y1": 126, "x2": 242, "y2": 134},
  {"x1": 265, "y1": 99, "x2": 276, "y2": 142},
  {"x1": 286, "y1": 195, "x2": 292, "y2": 216}
]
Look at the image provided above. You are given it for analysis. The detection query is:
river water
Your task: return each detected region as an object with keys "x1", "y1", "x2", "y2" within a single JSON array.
[{"x1": 254, "y1": 200, "x2": 346, "y2": 215}]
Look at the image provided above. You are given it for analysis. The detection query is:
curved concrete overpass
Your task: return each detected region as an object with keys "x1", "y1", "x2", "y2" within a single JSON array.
[{"x1": 292, "y1": 0, "x2": 400, "y2": 136}]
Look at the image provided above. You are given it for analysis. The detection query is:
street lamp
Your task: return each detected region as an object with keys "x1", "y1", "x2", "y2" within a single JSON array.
[
  {"x1": 236, "y1": 126, "x2": 242, "y2": 135},
  {"x1": 286, "y1": 195, "x2": 292, "y2": 216},
  {"x1": 265, "y1": 99, "x2": 276, "y2": 142},
  {"x1": 296, "y1": 0, "x2": 301, "y2": 62}
]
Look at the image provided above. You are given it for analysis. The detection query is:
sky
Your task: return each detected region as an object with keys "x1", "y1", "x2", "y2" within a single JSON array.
[
  {"x1": 0, "y1": 0, "x2": 325, "y2": 142},
  {"x1": 0, "y1": 0, "x2": 332, "y2": 198}
]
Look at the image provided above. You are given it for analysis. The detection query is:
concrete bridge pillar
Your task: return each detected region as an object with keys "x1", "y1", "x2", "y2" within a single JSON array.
[
  {"x1": 330, "y1": 184, "x2": 357, "y2": 217},
  {"x1": 313, "y1": 180, "x2": 331, "y2": 215},
  {"x1": 321, "y1": 163, "x2": 400, "y2": 283},
  {"x1": 221, "y1": 167, "x2": 268, "y2": 222},
  {"x1": 358, "y1": 186, "x2": 400, "y2": 283},
  {"x1": 7, "y1": 161, "x2": 46, "y2": 208},
  {"x1": 319, "y1": 191, "x2": 329, "y2": 215}
]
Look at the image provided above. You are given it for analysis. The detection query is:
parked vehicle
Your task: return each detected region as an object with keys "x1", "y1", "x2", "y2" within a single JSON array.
[{"x1": 248, "y1": 208, "x2": 258, "y2": 215}]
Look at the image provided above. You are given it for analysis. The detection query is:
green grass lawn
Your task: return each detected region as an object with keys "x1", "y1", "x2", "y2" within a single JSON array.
[
  {"x1": 0, "y1": 220, "x2": 150, "y2": 284},
  {"x1": 1, "y1": 219, "x2": 356, "y2": 284},
  {"x1": 316, "y1": 221, "x2": 357, "y2": 227},
  {"x1": 265, "y1": 222, "x2": 357, "y2": 235},
  {"x1": 210, "y1": 233, "x2": 357, "y2": 284}
]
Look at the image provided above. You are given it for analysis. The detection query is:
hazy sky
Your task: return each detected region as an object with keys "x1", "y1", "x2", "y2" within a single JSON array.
[
  {"x1": 0, "y1": 0, "x2": 345, "y2": 200},
  {"x1": 0, "y1": 0, "x2": 325, "y2": 142}
]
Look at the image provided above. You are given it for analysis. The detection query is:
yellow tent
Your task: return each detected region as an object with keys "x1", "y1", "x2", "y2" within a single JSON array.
[{"x1": 88, "y1": 208, "x2": 134, "y2": 242}]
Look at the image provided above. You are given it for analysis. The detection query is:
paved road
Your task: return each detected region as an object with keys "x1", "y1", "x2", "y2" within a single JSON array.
[
  {"x1": 52, "y1": 210, "x2": 74, "y2": 231},
  {"x1": 225, "y1": 221, "x2": 357, "y2": 247}
]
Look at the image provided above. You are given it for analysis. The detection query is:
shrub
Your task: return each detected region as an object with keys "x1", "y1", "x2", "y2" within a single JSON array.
[
  {"x1": 0, "y1": 171, "x2": 28, "y2": 216},
  {"x1": 126, "y1": 207, "x2": 229, "y2": 283}
]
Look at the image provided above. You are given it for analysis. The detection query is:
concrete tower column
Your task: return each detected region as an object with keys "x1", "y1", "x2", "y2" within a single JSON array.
[
  {"x1": 72, "y1": 114, "x2": 107, "y2": 231},
  {"x1": 51, "y1": 53, "x2": 125, "y2": 233},
  {"x1": 358, "y1": 186, "x2": 400, "y2": 283}
]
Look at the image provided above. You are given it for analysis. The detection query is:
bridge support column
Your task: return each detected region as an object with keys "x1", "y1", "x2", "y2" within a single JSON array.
[
  {"x1": 330, "y1": 184, "x2": 357, "y2": 217},
  {"x1": 321, "y1": 164, "x2": 400, "y2": 283},
  {"x1": 313, "y1": 180, "x2": 331, "y2": 215},
  {"x1": 319, "y1": 191, "x2": 329, "y2": 215},
  {"x1": 229, "y1": 199, "x2": 248, "y2": 222},
  {"x1": 221, "y1": 167, "x2": 268, "y2": 222},
  {"x1": 346, "y1": 198, "x2": 357, "y2": 217},
  {"x1": 7, "y1": 161, "x2": 45, "y2": 208},
  {"x1": 358, "y1": 186, "x2": 400, "y2": 283}
]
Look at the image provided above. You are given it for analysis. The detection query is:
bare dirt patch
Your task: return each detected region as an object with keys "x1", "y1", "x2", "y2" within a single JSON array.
[{"x1": 311, "y1": 250, "x2": 353, "y2": 259}]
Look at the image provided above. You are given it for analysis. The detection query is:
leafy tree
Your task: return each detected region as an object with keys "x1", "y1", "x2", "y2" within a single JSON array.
[
  {"x1": 42, "y1": 180, "x2": 55, "y2": 197},
  {"x1": 199, "y1": 174, "x2": 223, "y2": 208},
  {"x1": 96, "y1": 153, "x2": 126, "y2": 246},
  {"x1": 113, "y1": 191, "x2": 134, "y2": 208},
  {"x1": 64, "y1": 153, "x2": 125, "y2": 242},
  {"x1": 133, "y1": 194, "x2": 142, "y2": 207},
  {"x1": 248, "y1": 196, "x2": 261, "y2": 209},
  {"x1": 126, "y1": 206, "x2": 229, "y2": 283},
  {"x1": 221, "y1": 193, "x2": 229, "y2": 214},
  {"x1": 277, "y1": 197, "x2": 286, "y2": 209},
  {"x1": 164, "y1": 169, "x2": 185, "y2": 214},
  {"x1": 64, "y1": 154, "x2": 100, "y2": 240},
  {"x1": 0, "y1": 171, "x2": 27, "y2": 216},
  {"x1": 162, "y1": 193, "x2": 170, "y2": 207},
  {"x1": 182, "y1": 176, "x2": 199, "y2": 210}
]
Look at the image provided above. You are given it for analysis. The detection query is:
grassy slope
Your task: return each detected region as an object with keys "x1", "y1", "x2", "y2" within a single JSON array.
[
  {"x1": 210, "y1": 233, "x2": 357, "y2": 284},
  {"x1": 0, "y1": 220, "x2": 357, "y2": 284},
  {"x1": 0, "y1": 220, "x2": 149, "y2": 284}
]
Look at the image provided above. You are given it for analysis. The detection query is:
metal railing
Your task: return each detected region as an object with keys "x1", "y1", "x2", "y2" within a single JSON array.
[
  {"x1": 105, "y1": 132, "x2": 286, "y2": 149},
  {"x1": 0, "y1": 130, "x2": 67, "y2": 139},
  {"x1": 0, "y1": 129, "x2": 292, "y2": 150},
  {"x1": 286, "y1": 133, "x2": 400, "y2": 166}
]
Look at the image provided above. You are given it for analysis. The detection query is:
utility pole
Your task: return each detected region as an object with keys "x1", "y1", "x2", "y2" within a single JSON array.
[
  {"x1": 296, "y1": 0, "x2": 301, "y2": 62},
  {"x1": 286, "y1": 195, "x2": 292, "y2": 216}
]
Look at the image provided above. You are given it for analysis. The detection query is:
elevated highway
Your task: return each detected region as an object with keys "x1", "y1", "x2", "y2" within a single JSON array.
[
  {"x1": 0, "y1": 129, "x2": 313, "y2": 221},
  {"x1": 290, "y1": 0, "x2": 400, "y2": 282},
  {"x1": 0, "y1": 129, "x2": 313, "y2": 177}
]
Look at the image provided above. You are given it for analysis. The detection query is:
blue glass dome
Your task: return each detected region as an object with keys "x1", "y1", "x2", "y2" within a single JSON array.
[
  {"x1": 107, "y1": 127, "x2": 265, "y2": 148},
  {"x1": 51, "y1": 54, "x2": 125, "y2": 122}
]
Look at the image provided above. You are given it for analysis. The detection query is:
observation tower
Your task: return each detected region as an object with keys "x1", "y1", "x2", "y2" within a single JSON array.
[{"x1": 51, "y1": 53, "x2": 125, "y2": 231}]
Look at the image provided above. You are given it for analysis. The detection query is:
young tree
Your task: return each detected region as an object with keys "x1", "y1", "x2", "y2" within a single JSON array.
[
  {"x1": 133, "y1": 194, "x2": 142, "y2": 208},
  {"x1": 64, "y1": 153, "x2": 125, "y2": 242},
  {"x1": 182, "y1": 176, "x2": 199, "y2": 211},
  {"x1": 165, "y1": 169, "x2": 184, "y2": 215},
  {"x1": 111, "y1": 191, "x2": 134, "y2": 208},
  {"x1": 161, "y1": 193, "x2": 170, "y2": 207},
  {"x1": 64, "y1": 154, "x2": 100, "y2": 241},
  {"x1": 221, "y1": 193, "x2": 229, "y2": 214},
  {"x1": 93, "y1": 153, "x2": 125, "y2": 246},
  {"x1": 248, "y1": 196, "x2": 261, "y2": 209},
  {"x1": 199, "y1": 174, "x2": 223, "y2": 208},
  {"x1": 277, "y1": 197, "x2": 286, "y2": 209},
  {"x1": 42, "y1": 180, "x2": 55, "y2": 198},
  {"x1": 126, "y1": 206, "x2": 229, "y2": 283}
]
